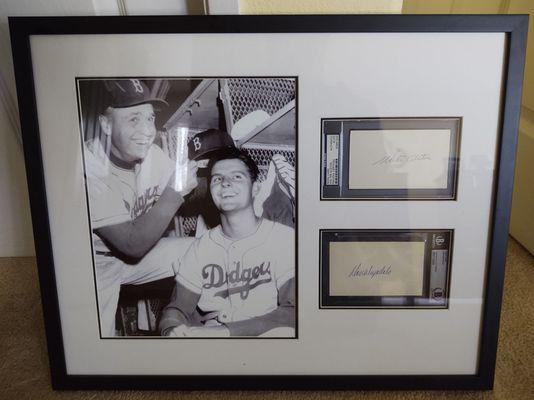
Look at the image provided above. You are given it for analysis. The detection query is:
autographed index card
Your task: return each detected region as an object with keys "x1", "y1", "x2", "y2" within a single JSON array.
[
  {"x1": 348, "y1": 129, "x2": 452, "y2": 190},
  {"x1": 329, "y1": 241, "x2": 425, "y2": 297}
]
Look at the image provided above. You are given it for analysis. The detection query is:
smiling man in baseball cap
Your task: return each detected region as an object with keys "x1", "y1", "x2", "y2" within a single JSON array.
[
  {"x1": 99, "y1": 80, "x2": 169, "y2": 163},
  {"x1": 83, "y1": 79, "x2": 198, "y2": 337}
]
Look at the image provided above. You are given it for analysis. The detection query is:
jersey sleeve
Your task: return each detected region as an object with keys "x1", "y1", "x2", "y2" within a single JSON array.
[
  {"x1": 175, "y1": 238, "x2": 204, "y2": 295},
  {"x1": 272, "y1": 223, "x2": 295, "y2": 288}
]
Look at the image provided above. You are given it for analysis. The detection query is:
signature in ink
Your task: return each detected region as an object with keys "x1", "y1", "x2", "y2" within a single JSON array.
[
  {"x1": 372, "y1": 151, "x2": 431, "y2": 166},
  {"x1": 348, "y1": 263, "x2": 392, "y2": 279}
]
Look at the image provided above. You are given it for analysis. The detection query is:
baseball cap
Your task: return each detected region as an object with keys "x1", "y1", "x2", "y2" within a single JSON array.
[
  {"x1": 103, "y1": 79, "x2": 169, "y2": 109},
  {"x1": 188, "y1": 129, "x2": 236, "y2": 162},
  {"x1": 230, "y1": 109, "x2": 270, "y2": 143}
]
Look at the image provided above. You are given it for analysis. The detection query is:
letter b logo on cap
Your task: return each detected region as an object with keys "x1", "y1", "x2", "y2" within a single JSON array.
[
  {"x1": 130, "y1": 79, "x2": 144, "y2": 93},
  {"x1": 193, "y1": 137, "x2": 202, "y2": 151}
]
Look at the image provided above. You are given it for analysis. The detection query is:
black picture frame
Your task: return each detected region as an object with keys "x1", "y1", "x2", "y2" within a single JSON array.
[{"x1": 9, "y1": 14, "x2": 528, "y2": 390}]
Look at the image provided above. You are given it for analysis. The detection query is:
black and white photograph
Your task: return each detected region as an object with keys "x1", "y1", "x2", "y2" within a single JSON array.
[{"x1": 77, "y1": 77, "x2": 297, "y2": 338}]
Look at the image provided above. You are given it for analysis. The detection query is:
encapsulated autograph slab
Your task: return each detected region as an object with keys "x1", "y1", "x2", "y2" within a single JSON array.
[
  {"x1": 320, "y1": 229, "x2": 453, "y2": 308},
  {"x1": 321, "y1": 118, "x2": 461, "y2": 200}
]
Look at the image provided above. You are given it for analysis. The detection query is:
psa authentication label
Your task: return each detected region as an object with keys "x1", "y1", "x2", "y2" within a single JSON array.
[{"x1": 325, "y1": 134, "x2": 339, "y2": 185}]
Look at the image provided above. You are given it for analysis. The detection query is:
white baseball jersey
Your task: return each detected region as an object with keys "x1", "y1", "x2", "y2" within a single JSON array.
[
  {"x1": 176, "y1": 218, "x2": 295, "y2": 322},
  {"x1": 84, "y1": 140, "x2": 174, "y2": 266}
]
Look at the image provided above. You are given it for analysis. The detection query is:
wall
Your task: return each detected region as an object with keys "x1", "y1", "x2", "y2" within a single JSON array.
[{"x1": 240, "y1": 0, "x2": 402, "y2": 14}]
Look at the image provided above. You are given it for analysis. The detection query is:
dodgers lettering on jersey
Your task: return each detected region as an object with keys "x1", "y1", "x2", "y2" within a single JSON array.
[
  {"x1": 129, "y1": 185, "x2": 160, "y2": 219},
  {"x1": 202, "y1": 260, "x2": 272, "y2": 300},
  {"x1": 177, "y1": 219, "x2": 294, "y2": 322}
]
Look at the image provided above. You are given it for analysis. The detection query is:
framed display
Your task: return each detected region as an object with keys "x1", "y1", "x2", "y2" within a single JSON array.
[
  {"x1": 9, "y1": 15, "x2": 528, "y2": 390},
  {"x1": 321, "y1": 118, "x2": 461, "y2": 200}
]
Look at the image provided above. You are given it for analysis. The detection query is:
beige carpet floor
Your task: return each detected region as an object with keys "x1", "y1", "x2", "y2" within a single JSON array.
[{"x1": 1, "y1": 238, "x2": 533, "y2": 399}]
